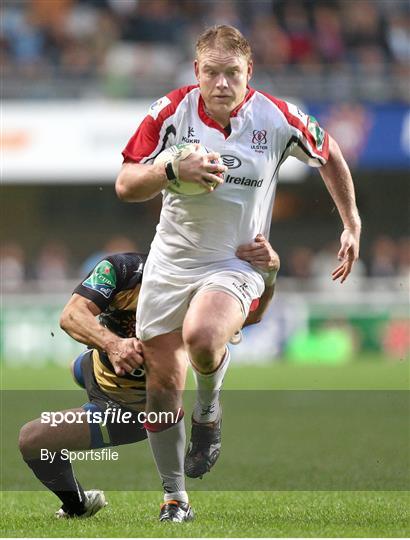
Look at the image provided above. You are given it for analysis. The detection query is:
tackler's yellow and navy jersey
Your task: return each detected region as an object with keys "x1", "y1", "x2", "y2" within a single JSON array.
[{"x1": 73, "y1": 252, "x2": 147, "y2": 412}]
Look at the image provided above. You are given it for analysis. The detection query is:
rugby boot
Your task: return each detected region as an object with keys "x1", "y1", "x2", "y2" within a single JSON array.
[
  {"x1": 159, "y1": 500, "x2": 194, "y2": 522},
  {"x1": 184, "y1": 414, "x2": 222, "y2": 478},
  {"x1": 55, "y1": 489, "x2": 107, "y2": 518}
]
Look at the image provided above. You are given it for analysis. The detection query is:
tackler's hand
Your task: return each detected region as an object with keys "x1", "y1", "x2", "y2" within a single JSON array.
[
  {"x1": 105, "y1": 337, "x2": 144, "y2": 377},
  {"x1": 236, "y1": 234, "x2": 280, "y2": 274}
]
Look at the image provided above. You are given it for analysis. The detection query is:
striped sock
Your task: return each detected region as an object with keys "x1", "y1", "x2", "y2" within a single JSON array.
[{"x1": 192, "y1": 348, "x2": 230, "y2": 423}]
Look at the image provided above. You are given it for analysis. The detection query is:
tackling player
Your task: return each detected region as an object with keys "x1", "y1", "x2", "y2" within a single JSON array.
[
  {"x1": 19, "y1": 242, "x2": 279, "y2": 520},
  {"x1": 116, "y1": 25, "x2": 361, "y2": 521}
]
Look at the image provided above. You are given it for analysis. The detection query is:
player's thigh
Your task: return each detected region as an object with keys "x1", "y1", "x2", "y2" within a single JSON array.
[
  {"x1": 19, "y1": 407, "x2": 91, "y2": 459},
  {"x1": 136, "y1": 258, "x2": 193, "y2": 341},
  {"x1": 183, "y1": 290, "x2": 244, "y2": 352},
  {"x1": 141, "y1": 331, "x2": 187, "y2": 412}
]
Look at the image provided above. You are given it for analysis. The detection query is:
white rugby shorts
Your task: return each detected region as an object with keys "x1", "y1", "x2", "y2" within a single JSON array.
[{"x1": 136, "y1": 257, "x2": 265, "y2": 341}]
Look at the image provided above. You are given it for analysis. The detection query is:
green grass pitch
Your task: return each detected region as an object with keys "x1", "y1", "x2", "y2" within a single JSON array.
[
  {"x1": 1, "y1": 357, "x2": 409, "y2": 537},
  {"x1": 2, "y1": 490, "x2": 409, "y2": 537}
]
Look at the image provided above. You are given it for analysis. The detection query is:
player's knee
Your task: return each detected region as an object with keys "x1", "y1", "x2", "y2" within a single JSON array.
[
  {"x1": 183, "y1": 326, "x2": 222, "y2": 366},
  {"x1": 18, "y1": 421, "x2": 42, "y2": 459},
  {"x1": 184, "y1": 326, "x2": 210, "y2": 353}
]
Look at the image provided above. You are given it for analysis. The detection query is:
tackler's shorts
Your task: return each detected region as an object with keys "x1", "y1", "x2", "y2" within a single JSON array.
[
  {"x1": 72, "y1": 350, "x2": 147, "y2": 448},
  {"x1": 136, "y1": 256, "x2": 265, "y2": 341}
]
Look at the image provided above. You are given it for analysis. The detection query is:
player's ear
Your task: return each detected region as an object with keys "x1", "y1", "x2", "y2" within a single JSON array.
[
  {"x1": 194, "y1": 59, "x2": 200, "y2": 82},
  {"x1": 247, "y1": 60, "x2": 253, "y2": 82}
]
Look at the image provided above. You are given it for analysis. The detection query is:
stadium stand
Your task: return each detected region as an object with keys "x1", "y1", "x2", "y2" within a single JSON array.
[{"x1": 1, "y1": 0, "x2": 409, "y2": 101}]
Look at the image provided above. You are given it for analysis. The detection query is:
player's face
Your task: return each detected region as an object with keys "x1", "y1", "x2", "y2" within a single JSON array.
[{"x1": 195, "y1": 49, "x2": 253, "y2": 125}]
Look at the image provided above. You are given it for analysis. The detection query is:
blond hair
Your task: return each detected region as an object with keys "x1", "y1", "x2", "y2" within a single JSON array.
[{"x1": 196, "y1": 25, "x2": 252, "y2": 62}]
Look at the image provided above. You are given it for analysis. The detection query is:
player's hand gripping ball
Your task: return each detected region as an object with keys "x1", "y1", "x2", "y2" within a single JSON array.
[{"x1": 155, "y1": 143, "x2": 224, "y2": 195}]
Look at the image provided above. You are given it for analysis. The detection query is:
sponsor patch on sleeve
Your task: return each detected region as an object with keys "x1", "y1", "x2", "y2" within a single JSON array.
[
  {"x1": 82, "y1": 260, "x2": 117, "y2": 299},
  {"x1": 148, "y1": 96, "x2": 171, "y2": 120},
  {"x1": 307, "y1": 115, "x2": 325, "y2": 151}
]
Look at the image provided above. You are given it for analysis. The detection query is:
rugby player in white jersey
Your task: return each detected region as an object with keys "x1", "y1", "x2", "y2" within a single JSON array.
[{"x1": 116, "y1": 25, "x2": 361, "y2": 522}]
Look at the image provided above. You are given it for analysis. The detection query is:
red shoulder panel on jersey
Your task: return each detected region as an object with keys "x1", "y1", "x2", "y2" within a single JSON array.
[
  {"x1": 122, "y1": 85, "x2": 198, "y2": 163},
  {"x1": 258, "y1": 91, "x2": 329, "y2": 161}
]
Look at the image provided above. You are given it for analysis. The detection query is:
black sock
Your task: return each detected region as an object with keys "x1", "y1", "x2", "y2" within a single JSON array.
[{"x1": 25, "y1": 453, "x2": 86, "y2": 515}]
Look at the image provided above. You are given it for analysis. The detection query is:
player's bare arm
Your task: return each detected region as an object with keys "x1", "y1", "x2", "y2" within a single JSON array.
[
  {"x1": 319, "y1": 135, "x2": 361, "y2": 283},
  {"x1": 236, "y1": 234, "x2": 280, "y2": 325},
  {"x1": 116, "y1": 161, "x2": 168, "y2": 202},
  {"x1": 60, "y1": 293, "x2": 143, "y2": 376},
  {"x1": 116, "y1": 149, "x2": 225, "y2": 202}
]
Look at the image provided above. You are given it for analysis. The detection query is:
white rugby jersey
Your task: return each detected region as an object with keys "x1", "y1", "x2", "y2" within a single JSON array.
[{"x1": 122, "y1": 85, "x2": 329, "y2": 270}]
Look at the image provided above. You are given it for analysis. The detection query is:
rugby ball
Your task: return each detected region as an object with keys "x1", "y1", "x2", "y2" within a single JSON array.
[{"x1": 154, "y1": 143, "x2": 223, "y2": 195}]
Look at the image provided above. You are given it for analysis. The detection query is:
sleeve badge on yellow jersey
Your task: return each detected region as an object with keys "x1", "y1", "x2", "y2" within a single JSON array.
[{"x1": 83, "y1": 260, "x2": 117, "y2": 299}]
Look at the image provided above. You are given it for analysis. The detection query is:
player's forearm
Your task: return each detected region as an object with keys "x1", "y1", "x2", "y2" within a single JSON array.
[
  {"x1": 115, "y1": 162, "x2": 168, "y2": 202},
  {"x1": 319, "y1": 136, "x2": 361, "y2": 233},
  {"x1": 60, "y1": 305, "x2": 120, "y2": 352}
]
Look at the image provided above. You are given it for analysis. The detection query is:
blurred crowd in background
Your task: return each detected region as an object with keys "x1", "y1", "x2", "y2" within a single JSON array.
[
  {"x1": 2, "y1": 0, "x2": 409, "y2": 101},
  {"x1": 1, "y1": 234, "x2": 409, "y2": 292}
]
